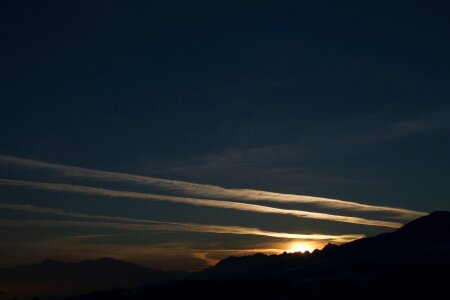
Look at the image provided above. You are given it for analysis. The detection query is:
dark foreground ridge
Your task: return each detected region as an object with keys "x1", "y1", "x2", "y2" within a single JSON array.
[
  {"x1": 74, "y1": 211, "x2": 450, "y2": 300},
  {"x1": 2, "y1": 211, "x2": 450, "y2": 299}
]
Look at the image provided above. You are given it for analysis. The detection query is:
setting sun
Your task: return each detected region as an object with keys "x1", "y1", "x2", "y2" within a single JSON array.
[{"x1": 286, "y1": 242, "x2": 320, "y2": 253}]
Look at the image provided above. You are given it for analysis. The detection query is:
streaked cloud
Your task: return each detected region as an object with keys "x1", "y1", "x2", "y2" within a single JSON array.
[
  {"x1": 0, "y1": 203, "x2": 364, "y2": 243},
  {"x1": 0, "y1": 154, "x2": 425, "y2": 219},
  {"x1": 0, "y1": 179, "x2": 402, "y2": 228}
]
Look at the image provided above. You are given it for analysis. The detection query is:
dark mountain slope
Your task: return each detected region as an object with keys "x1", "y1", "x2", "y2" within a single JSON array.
[
  {"x1": 393, "y1": 211, "x2": 450, "y2": 242},
  {"x1": 0, "y1": 257, "x2": 186, "y2": 298},
  {"x1": 196, "y1": 211, "x2": 450, "y2": 280},
  {"x1": 5, "y1": 212, "x2": 450, "y2": 299},
  {"x1": 117, "y1": 211, "x2": 450, "y2": 300}
]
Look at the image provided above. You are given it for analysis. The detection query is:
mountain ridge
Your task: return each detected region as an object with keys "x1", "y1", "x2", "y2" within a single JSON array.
[
  {"x1": 0, "y1": 257, "x2": 187, "y2": 298},
  {"x1": 194, "y1": 211, "x2": 450, "y2": 280},
  {"x1": 2, "y1": 211, "x2": 449, "y2": 299}
]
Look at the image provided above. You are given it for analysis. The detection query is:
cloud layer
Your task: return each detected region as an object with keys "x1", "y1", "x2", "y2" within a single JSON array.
[
  {"x1": 0, "y1": 203, "x2": 364, "y2": 243},
  {"x1": 0, "y1": 154, "x2": 425, "y2": 220},
  {"x1": 0, "y1": 178, "x2": 402, "y2": 228}
]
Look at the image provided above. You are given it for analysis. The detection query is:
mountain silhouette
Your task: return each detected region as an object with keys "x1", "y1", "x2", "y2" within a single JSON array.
[
  {"x1": 0, "y1": 257, "x2": 187, "y2": 298},
  {"x1": 71, "y1": 211, "x2": 450, "y2": 300},
  {"x1": 2, "y1": 212, "x2": 450, "y2": 299},
  {"x1": 195, "y1": 211, "x2": 450, "y2": 281}
]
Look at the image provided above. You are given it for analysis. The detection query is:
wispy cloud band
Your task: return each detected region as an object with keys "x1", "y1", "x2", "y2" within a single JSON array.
[
  {"x1": 0, "y1": 203, "x2": 364, "y2": 243},
  {"x1": 0, "y1": 154, "x2": 425, "y2": 219},
  {"x1": 0, "y1": 179, "x2": 402, "y2": 228}
]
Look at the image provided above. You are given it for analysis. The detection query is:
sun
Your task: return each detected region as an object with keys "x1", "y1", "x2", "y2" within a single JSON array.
[{"x1": 286, "y1": 242, "x2": 318, "y2": 253}]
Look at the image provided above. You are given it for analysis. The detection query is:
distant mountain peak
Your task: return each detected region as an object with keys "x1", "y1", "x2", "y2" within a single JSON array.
[
  {"x1": 40, "y1": 258, "x2": 64, "y2": 266},
  {"x1": 2, "y1": 257, "x2": 187, "y2": 298},
  {"x1": 80, "y1": 257, "x2": 132, "y2": 265},
  {"x1": 94, "y1": 257, "x2": 118, "y2": 262}
]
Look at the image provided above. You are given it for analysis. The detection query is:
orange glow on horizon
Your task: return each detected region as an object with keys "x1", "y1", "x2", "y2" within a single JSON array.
[{"x1": 286, "y1": 241, "x2": 323, "y2": 253}]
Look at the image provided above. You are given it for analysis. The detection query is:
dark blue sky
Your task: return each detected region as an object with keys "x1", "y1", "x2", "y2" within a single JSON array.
[{"x1": 0, "y1": 1, "x2": 449, "y2": 270}]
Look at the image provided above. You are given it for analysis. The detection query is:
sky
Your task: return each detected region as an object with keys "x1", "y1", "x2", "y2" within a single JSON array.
[{"x1": 0, "y1": 0, "x2": 449, "y2": 271}]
